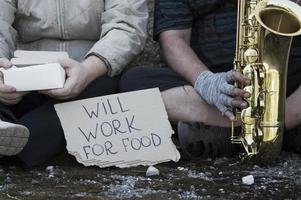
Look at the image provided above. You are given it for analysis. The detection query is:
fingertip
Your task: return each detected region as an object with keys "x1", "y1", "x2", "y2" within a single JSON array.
[
  {"x1": 225, "y1": 111, "x2": 235, "y2": 121},
  {"x1": 241, "y1": 102, "x2": 248, "y2": 108},
  {"x1": 244, "y1": 92, "x2": 251, "y2": 98},
  {"x1": 229, "y1": 115, "x2": 235, "y2": 121},
  {"x1": 227, "y1": 115, "x2": 235, "y2": 121},
  {"x1": 244, "y1": 78, "x2": 251, "y2": 85}
]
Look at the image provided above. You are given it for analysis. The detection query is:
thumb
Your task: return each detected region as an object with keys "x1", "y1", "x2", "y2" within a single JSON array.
[{"x1": 57, "y1": 58, "x2": 77, "y2": 69}]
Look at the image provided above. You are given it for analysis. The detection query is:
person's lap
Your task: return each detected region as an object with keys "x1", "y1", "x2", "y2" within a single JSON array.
[
  {"x1": 120, "y1": 58, "x2": 301, "y2": 97},
  {"x1": 0, "y1": 76, "x2": 119, "y2": 168},
  {"x1": 120, "y1": 60, "x2": 301, "y2": 155}
]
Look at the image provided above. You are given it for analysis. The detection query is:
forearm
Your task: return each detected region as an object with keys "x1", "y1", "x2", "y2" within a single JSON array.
[
  {"x1": 160, "y1": 29, "x2": 208, "y2": 84},
  {"x1": 159, "y1": 30, "x2": 250, "y2": 119},
  {"x1": 286, "y1": 85, "x2": 301, "y2": 130}
]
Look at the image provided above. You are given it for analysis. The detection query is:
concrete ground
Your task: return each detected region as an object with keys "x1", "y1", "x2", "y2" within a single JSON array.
[{"x1": 0, "y1": 152, "x2": 300, "y2": 200}]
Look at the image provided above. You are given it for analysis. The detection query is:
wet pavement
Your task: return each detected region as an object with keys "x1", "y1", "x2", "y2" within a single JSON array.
[
  {"x1": 0, "y1": 152, "x2": 300, "y2": 200},
  {"x1": 1, "y1": 1, "x2": 300, "y2": 198}
]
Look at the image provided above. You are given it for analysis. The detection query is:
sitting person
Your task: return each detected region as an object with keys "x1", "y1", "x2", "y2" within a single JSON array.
[
  {"x1": 0, "y1": 0, "x2": 148, "y2": 168},
  {"x1": 120, "y1": 0, "x2": 301, "y2": 159}
]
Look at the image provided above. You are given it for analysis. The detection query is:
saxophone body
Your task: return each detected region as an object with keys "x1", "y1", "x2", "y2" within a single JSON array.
[{"x1": 232, "y1": 0, "x2": 301, "y2": 162}]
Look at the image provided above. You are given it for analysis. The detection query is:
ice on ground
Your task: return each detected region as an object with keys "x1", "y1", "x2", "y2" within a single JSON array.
[{"x1": 146, "y1": 166, "x2": 160, "y2": 177}]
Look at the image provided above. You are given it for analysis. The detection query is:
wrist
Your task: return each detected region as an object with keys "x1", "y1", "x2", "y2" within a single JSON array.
[
  {"x1": 194, "y1": 70, "x2": 213, "y2": 90},
  {"x1": 186, "y1": 64, "x2": 209, "y2": 84},
  {"x1": 82, "y1": 56, "x2": 108, "y2": 81}
]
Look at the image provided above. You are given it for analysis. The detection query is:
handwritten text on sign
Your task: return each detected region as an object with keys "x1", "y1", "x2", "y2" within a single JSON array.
[{"x1": 54, "y1": 88, "x2": 180, "y2": 168}]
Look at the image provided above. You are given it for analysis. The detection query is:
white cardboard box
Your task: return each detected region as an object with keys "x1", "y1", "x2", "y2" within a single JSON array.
[
  {"x1": 11, "y1": 50, "x2": 69, "y2": 66},
  {"x1": 2, "y1": 63, "x2": 66, "y2": 91}
]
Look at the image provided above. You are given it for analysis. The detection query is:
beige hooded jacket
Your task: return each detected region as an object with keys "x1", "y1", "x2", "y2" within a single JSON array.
[{"x1": 0, "y1": 0, "x2": 148, "y2": 76}]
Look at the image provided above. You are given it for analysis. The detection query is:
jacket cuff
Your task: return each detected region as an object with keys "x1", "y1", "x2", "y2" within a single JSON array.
[{"x1": 86, "y1": 45, "x2": 127, "y2": 77}]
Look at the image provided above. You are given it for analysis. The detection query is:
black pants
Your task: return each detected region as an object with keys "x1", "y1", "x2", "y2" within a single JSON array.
[
  {"x1": 120, "y1": 55, "x2": 301, "y2": 97},
  {"x1": 0, "y1": 76, "x2": 119, "y2": 168},
  {"x1": 120, "y1": 59, "x2": 301, "y2": 152}
]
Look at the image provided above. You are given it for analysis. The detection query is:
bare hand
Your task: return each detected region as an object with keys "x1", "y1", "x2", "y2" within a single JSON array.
[
  {"x1": 39, "y1": 58, "x2": 93, "y2": 100},
  {"x1": 0, "y1": 58, "x2": 28, "y2": 105}
]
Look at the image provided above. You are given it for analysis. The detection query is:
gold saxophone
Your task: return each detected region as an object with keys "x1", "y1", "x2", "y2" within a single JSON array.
[{"x1": 232, "y1": 0, "x2": 301, "y2": 162}]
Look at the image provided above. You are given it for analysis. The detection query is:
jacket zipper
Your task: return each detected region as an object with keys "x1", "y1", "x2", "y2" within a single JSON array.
[{"x1": 56, "y1": 0, "x2": 65, "y2": 51}]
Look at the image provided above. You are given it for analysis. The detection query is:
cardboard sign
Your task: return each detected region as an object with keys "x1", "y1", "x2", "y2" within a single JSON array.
[{"x1": 54, "y1": 88, "x2": 180, "y2": 168}]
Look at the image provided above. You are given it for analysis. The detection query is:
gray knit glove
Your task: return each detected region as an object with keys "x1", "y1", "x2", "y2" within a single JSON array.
[{"x1": 194, "y1": 70, "x2": 238, "y2": 115}]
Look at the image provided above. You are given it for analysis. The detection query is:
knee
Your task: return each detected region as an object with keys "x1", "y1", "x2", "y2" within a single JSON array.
[{"x1": 181, "y1": 85, "x2": 225, "y2": 125}]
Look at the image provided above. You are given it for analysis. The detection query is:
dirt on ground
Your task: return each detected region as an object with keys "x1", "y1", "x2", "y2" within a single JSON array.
[{"x1": 0, "y1": 152, "x2": 300, "y2": 200}]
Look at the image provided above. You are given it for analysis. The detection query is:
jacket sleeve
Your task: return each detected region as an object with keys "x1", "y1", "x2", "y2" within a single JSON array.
[
  {"x1": 0, "y1": 0, "x2": 17, "y2": 59},
  {"x1": 86, "y1": 0, "x2": 149, "y2": 77}
]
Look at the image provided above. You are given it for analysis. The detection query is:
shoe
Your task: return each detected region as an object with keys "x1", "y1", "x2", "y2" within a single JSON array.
[
  {"x1": 283, "y1": 127, "x2": 301, "y2": 154},
  {"x1": 177, "y1": 121, "x2": 239, "y2": 160},
  {"x1": 0, "y1": 121, "x2": 29, "y2": 156}
]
